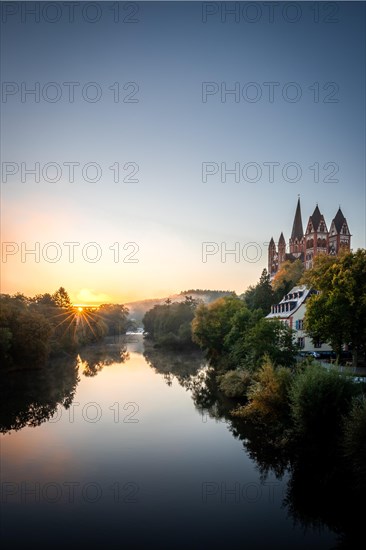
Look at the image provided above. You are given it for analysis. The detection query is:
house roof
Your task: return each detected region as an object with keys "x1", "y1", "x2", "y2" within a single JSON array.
[{"x1": 266, "y1": 285, "x2": 313, "y2": 319}]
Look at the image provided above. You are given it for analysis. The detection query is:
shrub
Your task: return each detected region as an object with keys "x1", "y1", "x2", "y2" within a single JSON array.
[
  {"x1": 217, "y1": 369, "x2": 252, "y2": 398},
  {"x1": 343, "y1": 395, "x2": 366, "y2": 485},
  {"x1": 233, "y1": 355, "x2": 292, "y2": 424},
  {"x1": 289, "y1": 365, "x2": 359, "y2": 446}
]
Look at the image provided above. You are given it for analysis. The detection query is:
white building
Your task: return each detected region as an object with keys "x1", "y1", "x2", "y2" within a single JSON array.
[{"x1": 266, "y1": 285, "x2": 333, "y2": 354}]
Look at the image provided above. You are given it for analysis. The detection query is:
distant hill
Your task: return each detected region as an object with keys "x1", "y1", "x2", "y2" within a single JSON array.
[{"x1": 125, "y1": 289, "x2": 235, "y2": 325}]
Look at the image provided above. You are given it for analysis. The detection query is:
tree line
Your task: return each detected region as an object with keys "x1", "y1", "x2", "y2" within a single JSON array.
[
  {"x1": 143, "y1": 248, "x2": 366, "y2": 381},
  {"x1": 0, "y1": 287, "x2": 130, "y2": 370}
]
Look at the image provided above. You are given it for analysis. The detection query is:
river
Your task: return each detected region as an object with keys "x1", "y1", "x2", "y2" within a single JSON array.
[{"x1": 0, "y1": 335, "x2": 340, "y2": 548}]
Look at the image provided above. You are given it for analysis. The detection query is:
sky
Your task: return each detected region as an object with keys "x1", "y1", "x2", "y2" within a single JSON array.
[{"x1": 1, "y1": 1, "x2": 365, "y2": 304}]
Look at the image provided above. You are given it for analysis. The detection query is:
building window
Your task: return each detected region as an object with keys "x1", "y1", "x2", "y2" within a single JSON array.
[
  {"x1": 297, "y1": 337, "x2": 305, "y2": 349},
  {"x1": 295, "y1": 319, "x2": 304, "y2": 330},
  {"x1": 313, "y1": 338, "x2": 322, "y2": 348}
]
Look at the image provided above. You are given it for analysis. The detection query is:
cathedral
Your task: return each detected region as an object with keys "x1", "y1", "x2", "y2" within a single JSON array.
[{"x1": 268, "y1": 198, "x2": 352, "y2": 278}]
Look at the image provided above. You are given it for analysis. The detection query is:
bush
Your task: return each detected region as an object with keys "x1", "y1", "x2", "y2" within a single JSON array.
[
  {"x1": 217, "y1": 369, "x2": 252, "y2": 398},
  {"x1": 233, "y1": 355, "x2": 292, "y2": 424},
  {"x1": 343, "y1": 395, "x2": 366, "y2": 485},
  {"x1": 289, "y1": 365, "x2": 359, "y2": 446}
]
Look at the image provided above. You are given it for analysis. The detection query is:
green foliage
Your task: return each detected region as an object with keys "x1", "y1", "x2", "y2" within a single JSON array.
[
  {"x1": 192, "y1": 296, "x2": 248, "y2": 363},
  {"x1": 243, "y1": 318, "x2": 298, "y2": 370},
  {"x1": 272, "y1": 260, "x2": 304, "y2": 302},
  {"x1": 192, "y1": 293, "x2": 297, "y2": 372},
  {"x1": 217, "y1": 369, "x2": 252, "y2": 398},
  {"x1": 224, "y1": 307, "x2": 261, "y2": 370},
  {"x1": 242, "y1": 268, "x2": 274, "y2": 314},
  {"x1": 234, "y1": 355, "x2": 292, "y2": 424},
  {"x1": 343, "y1": 395, "x2": 366, "y2": 484},
  {"x1": 303, "y1": 249, "x2": 366, "y2": 366},
  {"x1": 98, "y1": 303, "x2": 129, "y2": 336},
  {"x1": 0, "y1": 288, "x2": 129, "y2": 368},
  {"x1": 289, "y1": 364, "x2": 359, "y2": 446},
  {"x1": 143, "y1": 297, "x2": 199, "y2": 349},
  {"x1": 0, "y1": 298, "x2": 52, "y2": 368}
]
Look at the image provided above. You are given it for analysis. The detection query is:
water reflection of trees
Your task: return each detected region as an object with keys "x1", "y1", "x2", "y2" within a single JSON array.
[
  {"x1": 198, "y1": 378, "x2": 364, "y2": 547},
  {"x1": 0, "y1": 354, "x2": 79, "y2": 434},
  {"x1": 283, "y1": 442, "x2": 365, "y2": 549},
  {"x1": 145, "y1": 346, "x2": 364, "y2": 548},
  {"x1": 0, "y1": 339, "x2": 130, "y2": 433},
  {"x1": 143, "y1": 344, "x2": 206, "y2": 389},
  {"x1": 78, "y1": 340, "x2": 129, "y2": 377}
]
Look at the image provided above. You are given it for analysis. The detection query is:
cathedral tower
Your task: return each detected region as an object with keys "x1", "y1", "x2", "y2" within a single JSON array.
[
  {"x1": 268, "y1": 237, "x2": 278, "y2": 277},
  {"x1": 304, "y1": 205, "x2": 329, "y2": 269},
  {"x1": 267, "y1": 199, "x2": 351, "y2": 277},
  {"x1": 289, "y1": 197, "x2": 304, "y2": 257},
  {"x1": 328, "y1": 207, "x2": 351, "y2": 255},
  {"x1": 278, "y1": 232, "x2": 286, "y2": 266}
]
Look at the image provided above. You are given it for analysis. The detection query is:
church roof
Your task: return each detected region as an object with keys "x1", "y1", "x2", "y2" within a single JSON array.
[
  {"x1": 290, "y1": 198, "x2": 304, "y2": 241},
  {"x1": 310, "y1": 205, "x2": 322, "y2": 231},
  {"x1": 332, "y1": 207, "x2": 347, "y2": 233},
  {"x1": 285, "y1": 252, "x2": 304, "y2": 263},
  {"x1": 278, "y1": 232, "x2": 286, "y2": 243}
]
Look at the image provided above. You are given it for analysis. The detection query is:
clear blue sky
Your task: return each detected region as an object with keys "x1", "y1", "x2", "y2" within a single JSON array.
[{"x1": 1, "y1": 1, "x2": 365, "y2": 303}]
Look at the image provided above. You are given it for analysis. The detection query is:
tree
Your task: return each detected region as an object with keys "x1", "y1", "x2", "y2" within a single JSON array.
[
  {"x1": 224, "y1": 307, "x2": 262, "y2": 370},
  {"x1": 243, "y1": 318, "x2": 298, "y2": 369},
  {"x1": 192, "y1": 296, "x2": 248, "y2": 364},
  {"x1": 302, "y1": 249, "x2": 366, "y2": 367},
  {"x1": 143, "y1": 299, "x2": 200, "y2": 349},
  {"x1": 272, "y1": 259, "x2": 304, "y2": 302},
  {"x1": 0, "y1": 299, "x2": 52, "y2": 368},
  {"x1": 52, "y1": 287, "x2": 72, "y2": 309},
  {"x1": 243, "y1": 268, "x2": 274, "y2": 314},
  {"x1": 98, "y1": 304, "x2": 129, "y2": 336},
  {"x1": 32, "y1": 293, "x2": 56, "y2": 306}
]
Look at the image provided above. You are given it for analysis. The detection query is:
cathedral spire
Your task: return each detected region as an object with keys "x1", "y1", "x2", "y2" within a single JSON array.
[
  {"x1": 332, "y1": 207, "x2": 347, "y2": 233},
  {"x1": 290, "y1": 197, "x2": 304, "y2": 241}
]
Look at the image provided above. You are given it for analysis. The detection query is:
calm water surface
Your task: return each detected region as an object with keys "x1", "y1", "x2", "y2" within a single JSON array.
[{"x1": 1, "y1": 337, "x2": 337, "y2": 549}]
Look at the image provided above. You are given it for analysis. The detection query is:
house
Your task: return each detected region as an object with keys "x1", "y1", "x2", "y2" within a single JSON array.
[{"x1": 266, "y1": 284, "x2": 333, "y2": 354}]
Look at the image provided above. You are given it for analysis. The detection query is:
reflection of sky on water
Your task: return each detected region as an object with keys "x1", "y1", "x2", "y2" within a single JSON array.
[{"x1": 1, "y1": 343, "x2": 335, "y2": 548}]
